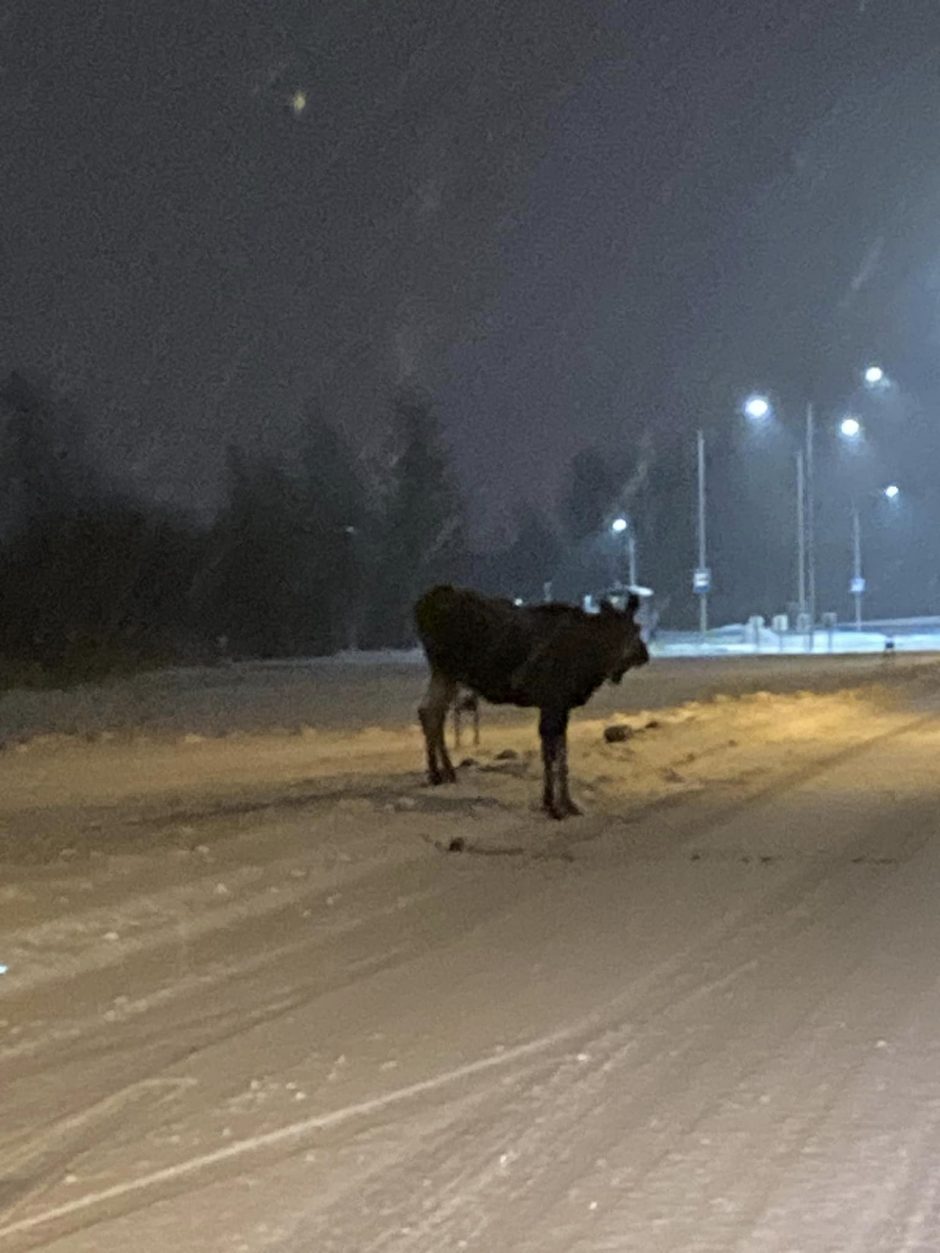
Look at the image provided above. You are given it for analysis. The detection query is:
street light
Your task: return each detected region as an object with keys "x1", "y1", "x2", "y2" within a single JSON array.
[
  {"x1": 611, "y1": 517, "x2": 637, "y2": 586},
  {"x1": 743, "y1": 393, "x2": 771, "y2": 420},
  {"x1": 850, "y1": 484, "x2": 901, "y2": 631},
  {"x1": 723, "y1": 366, "x2": 894, "y2": 642},
  {"x1": 695, "y1": 430, "x2": 709, "y2": 636},
  {"x1": 839, "y1": 416, "x2": 862, "y2": 439},
  {"x1": 737, "y1": 394, "x2": 812, "y2": 631}
]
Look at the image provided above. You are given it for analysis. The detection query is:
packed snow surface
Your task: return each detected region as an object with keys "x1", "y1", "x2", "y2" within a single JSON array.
[{"x1": 4, "y1": 652, "x2": 940, "y2": 1250}]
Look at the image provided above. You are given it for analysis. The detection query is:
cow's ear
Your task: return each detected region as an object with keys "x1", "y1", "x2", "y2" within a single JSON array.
[{"x1": 626, "y1": 592, "x2": 641, "y2": 615}]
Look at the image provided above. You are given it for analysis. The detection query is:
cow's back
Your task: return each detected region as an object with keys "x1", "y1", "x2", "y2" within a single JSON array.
[{"x1": 415, "y1": 586, "x2": 551, "y2": 705}]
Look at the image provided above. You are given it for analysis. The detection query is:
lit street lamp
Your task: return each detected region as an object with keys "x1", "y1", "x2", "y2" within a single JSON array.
[
  {"x1": 839, "y1": 416, "x2": 862, "y2": 440},
  {"x1": 743, "y1": 393, "x2": 771, "y2": 421},
  {"x1": 850, "y1": 485, "x2": 901, "y2": 630},
  {"x1": 611, "y1": 517, "x2": 637, "y2": 587},
  {"x1": 737, "y1": 393, "x2": 814, "y2": 632},
  {"x1": 699, "y1": 366, "x2": 895, "y2": 641}
]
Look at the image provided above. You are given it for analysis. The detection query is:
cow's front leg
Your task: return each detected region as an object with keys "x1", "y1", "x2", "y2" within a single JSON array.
[
  {"x1": 539, "y1": 708, "x2": 575, "y2": 818},
  {"x1": 554, "y1": 729, "x2": 581, "y2": 817}
]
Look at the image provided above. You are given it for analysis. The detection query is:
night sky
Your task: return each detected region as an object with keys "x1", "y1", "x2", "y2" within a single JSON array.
[{"x1": 3, "y1": 0, "x2": 940, "y2": 533}]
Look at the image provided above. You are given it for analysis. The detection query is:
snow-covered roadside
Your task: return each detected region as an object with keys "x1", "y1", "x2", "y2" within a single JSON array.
[
  {"x1": 656, "y1": 625, "x2": 940, "y2": 656},
  {"x1": 0, "y1": 649, "x2": 934, "y2": 744},
  {"x1": 0, "y1": 680, "x2": 927, "y2": 1042},
  {"x1": 4, "y1": 668, "x2": 940, "y2": 1250}
]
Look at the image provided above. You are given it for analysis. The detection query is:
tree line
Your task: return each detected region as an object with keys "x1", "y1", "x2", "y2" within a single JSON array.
[{"x1": 0, "y1": 370, "x2": 695, "y2": 686}]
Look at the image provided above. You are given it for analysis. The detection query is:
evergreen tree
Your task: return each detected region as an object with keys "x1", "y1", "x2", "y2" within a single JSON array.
[
  {"x1": 206, "y1": 446, "x2": 309, "y2": 657},
  {"x1": 367, "y1": 387, "x2": 465, "y2": 646},
  {"x1": 0, "y1": 370, "x2": 100, "y2": 531},
  {"x1": 559, "y1": 447, "x2": 624, "y2": 547},
  {"x1": 503, "y1": 504, "x2": 561, "y2": 601},
  {"x1": 295, "y1": 403, "x2": 370, "y2": 652}
]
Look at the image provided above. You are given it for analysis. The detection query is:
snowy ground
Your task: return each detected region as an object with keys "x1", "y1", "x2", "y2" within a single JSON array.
[
  {"x1": 658, "y1": 624, "x2": 940, "y2": 657},
  {"x1": 5, "y1": 655, "x2": 940, "y2": 1249},
  {"x1": 0, "y1": 647, "x2": 933, "y2": 742}
]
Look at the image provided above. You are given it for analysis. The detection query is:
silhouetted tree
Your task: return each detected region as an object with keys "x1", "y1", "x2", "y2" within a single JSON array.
[
  {"x1": 0, "y1": 371, "x2": 100, "y2": 531},
  {"x1": 0, "y1": 372, "x2": 214, "y2": 679},
  {"x1": 366, "y1": 387, "x2": 466, "y2": 646},
  {"x1": 502, "y1": 505, "x2": 562, "y2": 601},
  {"x1": 559, "y1": 447, "x2": 623, "y2": 547},
  {"x1": 203, "y1": 446, "x2": 311, "y2": 657},
  {"x1": 295, "y1": 403, "x2": 370, "y2": 651}
]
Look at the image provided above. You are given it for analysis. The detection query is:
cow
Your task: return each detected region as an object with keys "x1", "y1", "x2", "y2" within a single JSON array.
[{"x1": 414, "y1": 585, "x2": 649, "y2": 818}]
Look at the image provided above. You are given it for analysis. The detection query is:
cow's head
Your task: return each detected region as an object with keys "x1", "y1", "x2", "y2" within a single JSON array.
[{"x1": 600, "y1": 592, "x2": 650, "y2": 682}]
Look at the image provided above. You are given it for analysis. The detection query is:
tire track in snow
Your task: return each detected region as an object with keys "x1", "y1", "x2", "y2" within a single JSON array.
[
  {"x1": 0, "y1": 838, "x2": 882, "y2": 1249},
  {"x1": 0, "y1": 1026, "x2": 585, "y2": 1246},
  {"x1": 2, "y1": 853, "x2": 549, "y2": 1243},
  {"x1": 5, "y1": 708, "x2": 940, "y2": 1247},
  {"x1": 295, "y1": 861, "x2": 896, "y2": 1250},
  {"x1": 0, "y1": 1079, "x2": 196, "y2": 1230},
  {"x1": 285, "y1": 728, "x2": 940, "y2": 1250}
]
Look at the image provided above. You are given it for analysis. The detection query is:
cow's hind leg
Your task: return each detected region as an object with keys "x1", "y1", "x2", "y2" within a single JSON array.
[{"x1": 419, "y1": 672, "x2": 458, "y2": 784}]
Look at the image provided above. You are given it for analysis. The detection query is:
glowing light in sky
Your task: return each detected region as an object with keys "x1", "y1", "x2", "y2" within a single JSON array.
[
  {"x1": 840, "y1": 416, "x2": 861, "y2": 438},
  {"x1": 290, "y1": 90, "x2": 307, "y2": 116}
]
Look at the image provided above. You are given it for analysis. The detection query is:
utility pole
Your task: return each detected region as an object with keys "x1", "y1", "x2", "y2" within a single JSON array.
[
  {"x1": 628, "y1": 532, "x2": 638, "y2": 587},
  {"x1": 851, "y1": 503, "x2": 863, "y2": 630},
  {"x1": 696, "y1": 429, "x2": 708, "y2": 637},
  {"x1": 796, "y1": 448, "x2": 806, "y2": 623},
  {"x1": 805, "y1": 402, "x2": 816, "y2": 637}
]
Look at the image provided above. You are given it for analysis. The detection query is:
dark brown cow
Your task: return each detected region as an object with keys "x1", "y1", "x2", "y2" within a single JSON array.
[{"x1": 414, "y1": 585, "x2": 649, "y2": 818}]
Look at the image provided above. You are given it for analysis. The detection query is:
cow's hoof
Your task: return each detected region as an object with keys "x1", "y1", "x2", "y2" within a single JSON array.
[{"x1": 543, "y1": 798, "x2": 582, "y2": 820}]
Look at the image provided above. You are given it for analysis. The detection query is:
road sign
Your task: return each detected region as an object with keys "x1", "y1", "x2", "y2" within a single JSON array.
[
  {"x1": 850, "y1": 576, "x2": 866, "y2": 596},
  {"x1": 693, "y1": 567, "x2": 711, "y2": 594}
]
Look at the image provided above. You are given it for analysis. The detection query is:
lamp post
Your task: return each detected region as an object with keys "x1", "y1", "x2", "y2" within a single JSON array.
[
  {"x1": 695, "y1": 430, "x2": 709, "y2": 636},
  {"x1": 849, "y1": 484, "x2": 900, "y2": 630},
  {"x1": 742, "y1": 392, "x2": 814, "y2": 632},
  {"x1": 805, "y1": 402, "x2": 816, "y2": 634},
  {"x1": 611, "y1": 516, "x2": 637, "y2": 587},
  {"x1": 796, "y1": 447, "x2": 806, "y2": 619},
  {"x1": 850, "y1": 502, "x2": 863, "y2": 631},
  {"x1": 837, "y1": 416, "x2": 864, "y2": 628},
  {"x1": 738, "y1": 366, "x2": 890, "y2": 636}
]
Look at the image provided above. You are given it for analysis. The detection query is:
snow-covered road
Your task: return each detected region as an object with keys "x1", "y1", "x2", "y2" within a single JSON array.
[{"x1": 4, "y1": 658, "x2": 940, "y2": 1250}]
